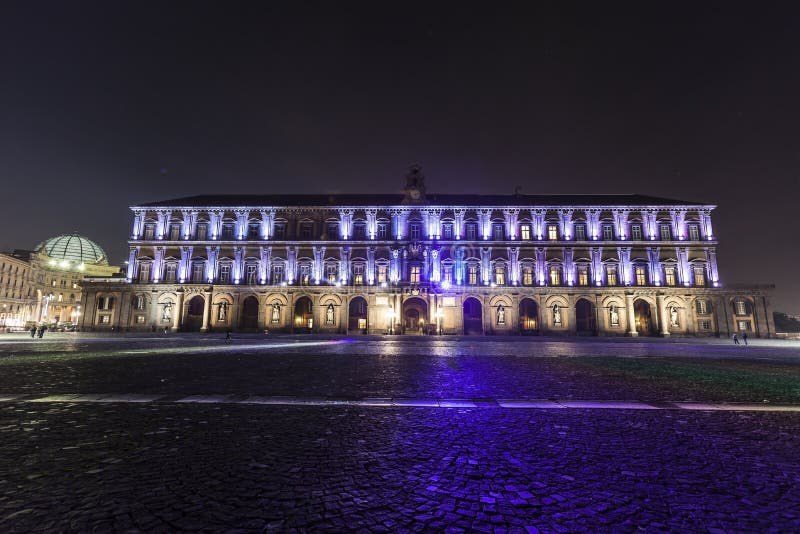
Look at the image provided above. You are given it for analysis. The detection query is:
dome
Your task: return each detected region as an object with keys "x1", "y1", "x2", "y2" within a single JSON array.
[{"x1": 37, "y1": 234, "x2": 109, "y2": 266}]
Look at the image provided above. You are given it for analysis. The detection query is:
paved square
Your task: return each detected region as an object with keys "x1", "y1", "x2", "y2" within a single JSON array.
[{"x1": 1, "y1": 333, "x2": 799, "y2": 531}]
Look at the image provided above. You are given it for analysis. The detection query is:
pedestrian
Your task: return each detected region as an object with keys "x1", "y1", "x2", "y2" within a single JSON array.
[
  {"x1": 732, "y1": 333, "x2": 739, "y2": 346},
  {"x1": 742, "y1": 331, "x2": 748, "y2": 346},
  {"x1": 29, "y1": 325, "x2": 36, "y2": 338},
  {"x1": 37, "y1": 325, "x2": 45, "y2": 339},
  {"x1": 225, "y1": 330, "x2": 232, "y2": 343}
]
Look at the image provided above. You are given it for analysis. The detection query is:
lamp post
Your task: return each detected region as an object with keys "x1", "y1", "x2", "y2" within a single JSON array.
[{"x1": 437, "y1": 306, "x2": 443, "y2": 335}]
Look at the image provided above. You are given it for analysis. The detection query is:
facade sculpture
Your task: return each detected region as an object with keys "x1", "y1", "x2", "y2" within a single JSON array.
[{"x1": 79, "y1": 167, "x2": 775, "y2": 337}]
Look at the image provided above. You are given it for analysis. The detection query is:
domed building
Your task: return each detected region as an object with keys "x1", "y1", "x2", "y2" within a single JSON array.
[{"x1": 0, "y1": 234, "x2": 120, "y2": 329}]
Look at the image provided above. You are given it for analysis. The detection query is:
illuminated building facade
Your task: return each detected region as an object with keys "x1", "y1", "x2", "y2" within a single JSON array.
[{"x1": 80, "y1": 167, "x2": 775, "y2": 337}]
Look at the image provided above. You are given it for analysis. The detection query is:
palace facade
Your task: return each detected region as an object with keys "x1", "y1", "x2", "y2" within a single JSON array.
[{"x1": 79, "y1": 168, "x2": 775, "y2": 337}]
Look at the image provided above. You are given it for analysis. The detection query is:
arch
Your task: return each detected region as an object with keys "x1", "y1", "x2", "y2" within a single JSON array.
[
  {"x1": 633, "y1": 298, "x2": 657, "y2": 336},
  {"x1": 463, "y1": 297, "x2": 483, "y2": 335},
  {"x1": 184, "y1": 295, "x2": 205, "y2": 332},
  {"x1": 519, "y1": 298, "x2": 539, "y2": 334},
  {"x1": 294, "y1": 296, "x2": 314, "y2": 333},
  {"x1": 402, "y1": 297, "x2": 428, "y2": 335},
  {"x1": 575, "y1": 298, "x2": 597, "y2": 335},
  {"x1": 239, "y1": 296, "x2": 259, "y2": 331},
  {"x1": 348, "y1": 296, "x2": 368, "y2": 332}
]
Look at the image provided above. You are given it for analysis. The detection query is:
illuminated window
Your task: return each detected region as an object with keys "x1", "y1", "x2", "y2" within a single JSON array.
[
  {"x1": 696, "y1": 299, "x2": 710, "y2": 315},
  {"x1": 574, "y1": 224, "x2": 586, "y2": 240},
  {"x1": 738, "y1": 320, "x2": 752, "y2": 331},
  {"x1": 377, "y1": 265, "x2": 388, "y2": 283},
  {"x1": 635, "y1": 266, "x2": 647, "y2": 286},
  {"x1": 494, "y1": 265, "x2": 505, "y2": 285},
  {"x1": 410, "y1": 224, "x2": 421, "y2": 240},
  {"x1": 520, "y1": 225, "x2": 531, "y2": 240},
  {"x1": 410, "y1": 266, "x2": 421, "y2": 284},
  {"x1": 468, "y1": 265, "x2": 478, "y2": 285},
  {"x1": 218, "y1": 264, "x2": 231, "y2": 283},
  {"x1": 58, "y1": 293, "x2": 63, "y2": 302},
  {"x1": 606, "y1": 266, "x2": 617, "y2": 286},
  {"x1": 353, "y1": 265, "x2": 364, "y2": 285},
  {"x1": 602, "y1": 225, "x2": 614, "y2": 240},
  {"x1": 377, "y1": 223, "x2": 388, "y2": 239},
  {"x1": 191, "y1": 263, "x2": 204, "y2": 282},
  {"x1": 143, "y1": 224, "x2": 155, "y2": 240},
  {"x1": 578, "y1": 267, "x2": 588, "y2": 286},
  {"x1": 693, "y1": 267, "x2": 705, "y2": 286},
  {"x1": 443, "y1": 265, "x2": 453, "y2": 284},
  {"x1": 247, "y1": 264, "x2": 258, "y2": 284},
  {"x1": 522, "y1": 266, "x2": 533, "y2": 286},
  {"x1": 659, "y1": 224, "x2": 671, "y2": 240},
  {"x1": 734, "y1": 299, "x2": 748, "y2": 316},
  {"x1": 138, "y1": 263, "x2": 151, "y2": 282},
  {"x1": 689, "y1": 224, "x2": 700, "y2": 240},
  {"x1": 549, "y1": 266, "x2": 561, "y2": 286},
  {"x1": 658, "y1": 266, "x2": 673, "y2": 286},
  {"x1": 133, "y1": 295, "x2": 145, "y2": 310},
  {"x1": 547, "y1": 224, "x2": 558, "y2": 240},
  {"x1": 442, "y1": 223, "x2": 453, "y2": 239},
  {"x1": 164, "y1": 263, "x2": 177, "y2": 282},
  {"x1": 326, "y1": 264, "x2": 337, "y2": 284},
  {"x1": 631, "y1": 224, "x2": 642, "y2": 240},
  {"x1": 272, "y1": 264, "x2": 284, "y2": 283}
]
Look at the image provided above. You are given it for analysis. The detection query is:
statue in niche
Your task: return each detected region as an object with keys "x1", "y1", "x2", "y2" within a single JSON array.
[
  {"x1": 218, "y1": 301, "x2": 228, "y2": 322},
  {"x1": 326, "y1": 304, "x2": 335, "y2": 325},
  {"x1": 670, "y1": 306, "x2": 679, "y2": 327},
  {"x1": 161, "y1": 301, "x2": 173, "y2": 322},
  {"x1": 609, "y1": 305, "x2": 619, "y2": 326},
  {"x1": 497, "y1": 305, "x2": 506, "y2": 325},
  {"x1": 271, "y1": 303, "x2": 281, "y2": 323},
  {"x1": 552, "y1": 304, "x2": 562, "y2": 325}
]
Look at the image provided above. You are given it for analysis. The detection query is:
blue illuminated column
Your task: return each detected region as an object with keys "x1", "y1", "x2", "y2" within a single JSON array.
[
  {"x1": 367, "y1": 247, "x2": 376, "y2": 284},
  {"x1": 233, "y1": 246, "x2": 245, "y2": 284},
  {"x1": 181, "y1": 210, "x2": 197, "y2": 240},
  {"x1": 701, "y1": 209, "x2": 715, "y2": 240},
  {"x1": 613, "y1": 210, "x2": 629, "y2": 240},
  {"x1": 259, "y1": 210, "x2": 275, "y2": 240},
  {"x1": 259, "y1": 246, "x2": 272, "y2": 284},
  {"x1": 312, "y1": 246, "x2": 324, "y2": 284},
  {"x1": 642, "y1": 209, "x2": 658, "y2": 240},
  {"x1": 208, "y1": 211, "x2": 224, "y2": 240},
  {"x1": 339, "y1": 246, "x2": 350, "y2": 283},
  {"x1": 508, "y1": 247, "x2": 519, "y2": 284},
  {"x1": 504, "y1": 209, "x2": 519, "y2": 240},
  {"x1": 563, "y1": 247, "x2": 575, "y2": 285},
  {"x1": 647, "y1": 247, "x2": 661, "y2": 286},
  {"x1": 617, "y1": 247, "x2": 631, "y2": 285},
  {"x1": 670, "y1": 209, "x2": 686, "y2": 241},
  {"x1": 131, "y1": 211, "x2": 145, "y2": 239},
  {"x1": 430, "y1": 248, "x2": 441, "y2": 282},
  {"x1": 179, "y1": 246, "x2": 193, "y2": 282},
  {"x1": 366, "y1": 209, "x2": 377, "y2": 239},
  {"x1": 286, "y1": 246, "x2": 297, "y2": 284},
  {"x1": 531, "y1": 209, "x2": 546, "y2": 240},
  {"x1": 478, "y1": 210, "x2": 492, "y2": 240},
  {"x1": 126, "y1": 247, "x2": 139, "y2": 281},
  {"x1": 558, "y1": 209, "x2": 573, "y2": 240},
  {"x1": 480, "y1": 248, "x2": 491, "y2": 284},
  {"x1": 235, "y1": 210, "x2": 249, "y2": 240},
  {"x1": 706, "y1": 247, "x2": 719, "y2": 285},
  {"x1": 390, "y1": 249, "x2": 400, "y2": 283},
  {"x1": 152, "y1": 247, "x2": 165, "y2": 282},
  {"x1": 587, "y1": 209, "x2": 601, "y2": 240},
  {"x1": 535, "y1": 247, "x2": 546, "y2": 285},
  {"x1": 677, "y1": 247, "x2": 691, "y2": 286},
  {"x1": 428, "y1": 209, "x2": 442, "y2": 239},
  {"x1": 591, "y1": 247, "x2": 603, "y2": 285},
  {"x1": 206, "y1": 246, "x2": 220, "y2": 283},
  {"x1": 156, "y1": 210, "x2": 171, "y2": 240},
  {"x1": 454, "y1": 247, "x2": 465, "y2": 284},
  {"x1": 339, "y1": 210, "x2": 353, "y2": 240},
  {"x1": 454, "y1": 209, "x2": 465, "y2": 239}
]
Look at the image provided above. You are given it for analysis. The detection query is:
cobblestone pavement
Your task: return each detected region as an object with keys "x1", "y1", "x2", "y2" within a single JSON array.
[{"x1": 0, "y1": 334, "x2": 799, "y2": 532}]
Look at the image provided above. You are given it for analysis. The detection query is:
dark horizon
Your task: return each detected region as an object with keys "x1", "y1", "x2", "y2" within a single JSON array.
[{"x1": 2, "y1": 2, "x2": 798, "y2": 312}]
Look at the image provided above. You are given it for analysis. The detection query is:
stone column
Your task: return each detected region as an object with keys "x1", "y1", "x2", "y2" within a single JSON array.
[
  {"x1": 625, "y1": 293, "x2": 637, "y2": 336},
  {"x1": 171, "y1": 290, "x2": 184, "y2": 332},
  {"x1": 656, "y1": 294, "x2": 670, "y2": 336},
  {"x1": 200, "y1": 289, "x2": 212, "y2": 332}
]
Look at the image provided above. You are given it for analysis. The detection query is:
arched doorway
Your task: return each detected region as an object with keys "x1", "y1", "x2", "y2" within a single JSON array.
[
  {"x1": 239, "y1": 296, "x2": 259, "y2": 331},
  {"x1": 463, "y1": 297, "x2": 483, "y2": 335},
  {"x1": 184, "y1": 295, "x2": 204, "y2": 331},
  {"x1": 294, "y1": 296, "x2": 314, "y2": 333},
  {"x1": 348, "y1": 297, "x2": 368, "y2": 333},
  {"x1": 575, "y1": 298, "x2": 597, "y2": 335},
  {"x1": 402, "y1": 297, "x2": 428, "y2": 335},
  {"x1": 519, "y1": 298, "x2": 539, "y2": 334},
  {"x1": 634, "y1": 299, "x2": 657, "y2": 336}
]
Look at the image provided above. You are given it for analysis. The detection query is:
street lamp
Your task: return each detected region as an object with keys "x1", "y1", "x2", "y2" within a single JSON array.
[{"x1": 437, "y1": 306, "x2": 443, "y2": 335}]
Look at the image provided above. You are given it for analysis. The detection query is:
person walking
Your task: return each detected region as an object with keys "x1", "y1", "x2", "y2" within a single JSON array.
[
  {"x1": 29, "y1": 325, "x2": 36, "y2": 338},
  {"x1": 225, "y1": 330, "x2": 232, "y2": 343},
  {"x1": 37, "y1": 325, "x2": 46, "y2": 339},
  {"x1": 732, "y1": 333, "x2": 739, "y2": 346},
  {"x1": 742, "y1": 331, "x2": 748, "y2": 346}
]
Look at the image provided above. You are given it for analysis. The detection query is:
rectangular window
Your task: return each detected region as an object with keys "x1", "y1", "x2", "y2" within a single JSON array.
[
  {"x1": 353, "y1": 265, "x2": 364, "y2": 285},
  {"x1": 326, "y1": 223, "x2": 339, "y2": 239},
  {"x1": 549, "y1": 266, "x2": 561, "y2": 286},
  {"x1": 133, "y1": 296, "x2": 145, "y2": 310},
  {"x1": 192, "y1": 263, "x2": 204, "y2": 282},
  {"x1": 738, "y1": 320, "x2": 752, "y2": 331},
  {"x1": 138, "y1": 264, "x2": 151, "y2": 283},
  {"x1": 143, "y1": 224, "x2": 155, "y2": 240},
  {"x1": 221, "y1": 224, "x2": 235, "y2": 240},
  {"x1": 547, "y1": 224, "x2": 558, "y2": 240},
  {"x1": 247, "y1": 264, "x2": 258, "y2": 284},
  {"x1": 602, "y1": 225, "x2": 614, "y2": 240},
  {"x1": 443, "y1": 265, "x2": 453, "y2": 284},
  {"x1": 694, "y1": 267, "x2": 705, "y2": 286},
  {"x1": 574, "y1": 224, "x2": 586, "y2": 241},
  {"x1": 689, "y1": 224, "x2": 700, "y2": 241},
  {"x1": 164, "y1": 263, "x2": 177, "y2": 282},
  {"x1": 410, "y1": 224, "x2": 421, "y2": 240},
  {"x1": 377, "y1": 265, "x2": 388, "y2": 283},
  {"x1": 136, "y1": 315, "x2": 146, "y2": 324},
  {"x1": 300, "y1": 223, "x2": 313, "y2": 239},
  {"x1": 169, "y1": 224, "x2": 181, "y2": 240},
  {"x1": 247, "y1": 223, "x2": 260, "y2": 239},
  {"x1": 273, "y1": 224, "x2": 286, "y2": 240},
  {"x1": 326, "y1": 265, "x2": 337, "y2": 284},
  {"x1": 665, "y1": 267, "x2": 676, "y2": 286},
  {"x1": 218, "y1": 264, "x2": 231, "y2": 283},
  {"x1": 578, "y1": 267, "x2": 588, "y2": 286},
  {"x1": 468, "y1": 266, "x2": 478, "y2": 285},
  {"x1": 696, "y1": 299, "x2": 709, "y2": 315},
  {"x1": 442, "y1": 223, "x2": 453, "y2": 239},
  {"x1": 735, "y1": 300, "x2": 747, "y2": 316},
  {"x1": 699, "y1": 319, "x2": 711, "y2": 331},
  {"x1": 631, "y1": 224, "x2": 643, "y2": 240},
  {"x1": 272, "y1": 265, "x2": 284, "y2": 283},
  {"x1": 493, "y1": 224, "x2": 505, "y2": 240},
  {"x1": 635, "y1": 266, "x2": 647, "y2": 286},
  {"x1": 100, "y1": 315, "x2": 111, "y2": 324},
  {"x1": 466, "y1": 223, "x2": 477, "y2": 240},
  {"x1": 377, "y1": 223, "x2": 388, "y2": 240},
  {"x1": 353, "y1": 224, "x2": 366, "y2": 240},
  {"x1": 409, "y1": 266, "x2": 421, "y2": 284},
  {"x1": 522, "y1": 267, "x2": 533, "y2": 286},
  {"x1": 196, "y1": 224, "x2": 207, "y2": 240},
  {"x1": 606, "y1": 266, "x2": 617, "y2": 286},
  {"x1": 660, "y1": 225, "x2": 671, "y2": 240},
  {"x1": 494, "y1": 266, "x2": 505, "y2": 285},
  {"x1": 520, "y1": 225, "x2": 531, "y2": 240},
  {"x1": 298, "y1": 264, "x2": 310, "y2": 285}
]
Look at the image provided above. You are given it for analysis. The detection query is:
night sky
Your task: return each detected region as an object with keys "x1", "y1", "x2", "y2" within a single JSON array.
[{"x1": 2, "y1": 3, "x2": 799, "y2": 312}]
